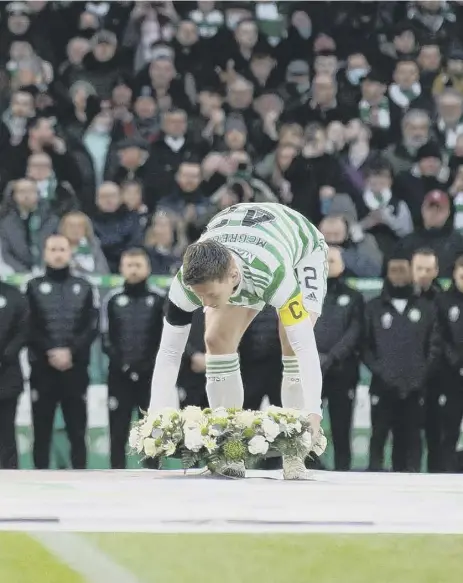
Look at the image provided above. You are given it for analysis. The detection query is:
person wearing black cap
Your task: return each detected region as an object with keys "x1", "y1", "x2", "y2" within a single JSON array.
[
  {"x1": 315, "y1": 247, "x2": 364, "y2": 471},
  {"x1": 113, "y1": 137, "x2": 150, "y2": 185},
  {"x1": 358, "y1": 69, "x2": 402, "y2": 148},
  {"x1": 395, "y1": 141, "x2": 450, "y2": 226},
  {"x1": 395, "y1": 190, "x2": 463, "y2": 277},
  {"x1": 278, "y1": 59, "x2": 311, "y2": 115},
  {"x1": 362, "y1": 250, "x2": 440, "y2": 472}
]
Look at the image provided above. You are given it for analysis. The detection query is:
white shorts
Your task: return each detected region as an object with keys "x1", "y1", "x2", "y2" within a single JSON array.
[{"x1": 295, "y1": 241, "x2": 329, "y2": 316}]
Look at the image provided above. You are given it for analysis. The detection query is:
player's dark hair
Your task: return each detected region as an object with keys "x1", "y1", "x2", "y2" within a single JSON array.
[{"x1": 183, "y1": 239, "x2": 232, "y2": 286}]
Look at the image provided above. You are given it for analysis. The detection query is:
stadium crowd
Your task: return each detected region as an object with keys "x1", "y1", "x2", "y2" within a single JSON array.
[{"x1": 0, "y1": 0, "x2": 463, "y2": 473}]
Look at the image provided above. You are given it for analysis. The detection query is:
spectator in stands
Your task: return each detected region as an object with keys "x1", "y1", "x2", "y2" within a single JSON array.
[
  {"x1": 396, "y1": 190, "x2": 463, "y2": 277},
  {"x1": 0, "y1": 179, "x2": 59, "y2": 273},
  {"x1": 145, "y1": 108, "x2": 206, "y2": 202},
  {"x1": 388, "y1": 58, "x2": 429, "y2": 113},
  {"x1": 59, "y1": 211, "x2": 109, "y2": 277},
  {"x1": 434, "y1": 89, "x2": 463, "y2": 155},
  {"x1": 319, "y1": 215, "x2": 382, "y2": 278},
  {"x1": 315, "y1": 246, "x2": 364, "y2": 471},
  {"x1": 67, "y1": 30, "x2": 128, "y2": 99},
  {"x1": 144, "y1": 211, "x2": 182, "y2": 275},
  {"x1": 358, "y1": 70, "x2": 401, "y2": 149},
  {"x1": 395, "y1": 141, "x2": 451, "y2": 226},
  {"x1": 433, "y1": 44, "x2": 463, "y2": 96},
  {"x1": 27, "y1": 234, "x2": 99, "y2": 469},
  {"x1": 357, "y1": 157, "x2": 414, "y2": 257},
  {"x1": 384, "y1": 109, "x2": 431, "y2": 176},
  {"x1": 101, "y1": 247, "x2": 164, "y2": 469},
  {"x1": 337, "y1": 51, "x2": 370, "y2": 111},
  {"x1": 417, "y1": 43, "x2": 443, "y2": 94},
  {"x1": 113, "y1": 137, "x2": 150, "y2": 185},
  {"x1": 26, "y1": 151, "x2": 78, "y2": 217},
  {"x1": 92, "y1": 181, "x2": 143, "y2": 273},
  {"x1": 121, "y1": 180, "x2": 150, "y2": 231},
  {"x1": 0, "y1": 279, "x2": 28, "y2": 469},
  {"x1": 436, "y1": 255, "x2": 463, "y2": 472},
  {"x1": 157, "y1": 161, "x2": 210, "y2": 240},
  {"x1": 120, "y1": 87, "x2": 160, "y2": 145},
  {"x1": 67, "y1": 103, "x2": 119, "y2": 217},
  {"x1": 363, "y1": 251, "x2": 440, "y2": 472}
]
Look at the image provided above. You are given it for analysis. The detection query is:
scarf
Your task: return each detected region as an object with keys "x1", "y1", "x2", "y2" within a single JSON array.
[
  {"x1": 359, "y1": 97, "x2": 390, "y2": 128},
  {"x1": 437, "y1": 118, "x2": 463, "y2": 151},
  {"x1": 363, "y1": 188, "x2": 392, "y2": 210},
  {"x1": 72, "y1": 237, "x2": 95, "y2": 273},
  {"x1": 388, "y1": 83, "x2": 421, "y2": 109},
  {"x1": 165, "y1": 135, "x2": 185, "y2": 152}
]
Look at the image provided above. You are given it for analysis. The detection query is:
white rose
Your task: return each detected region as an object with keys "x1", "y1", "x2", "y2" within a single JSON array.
[
  {"x1": 248, "y1": 435, "x2": 269, "y2": 455},
  {"x1": 234, "y1": 410, "x2": 256, "y2": 428},
  {"x1": 287, "y1": 420, "x2": 302, "y2": 435},
  {"x1": 151, "y1": 428, "x2": 163, "y2": 439},
  {"x1": 140, "y1": 420, "x2": 156, "y2": 438},
  {"x1": 184, "y1": 428, "x2": 204, "y2": 452},
  {"x1": 128, "y1": 428, "x2": 140, "y2": 450},
  {"x1": 144, "y1": 437, "x2": 158, "y2": 457},
  {"x1": 266, "y1": 405, "x2": 282, "y2": 415},
  {"x1": 212, "y1": 406, "x2": 229, "y2": 417},
  {"x1": 163, "y1": 440, "x2": 176, "y2": 456},
  {"x1": 181, "y1": 406, "x2": 204, "y2": 423},
  {"x1": 202, "y1": 436, "x2": 218, "y2": 453},
  {"x1": 261, "y1": 418, "x2": 280, "y2": 442},
  {"x1": 301, "y1": 431, "x2": 312, "y2": 451}
]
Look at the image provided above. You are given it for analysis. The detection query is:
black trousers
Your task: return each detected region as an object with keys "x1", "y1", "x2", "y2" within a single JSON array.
[
  {"x1": 0, "y1": 395, "x2": 19, "y2": 469},
  {"x1": 369, "y1": 391, "x2": 424, "y2": 473},
  {"x1": 425, "y1": 385, "x2": 446, "y2": 473},
  {"x1": 441, "y1": 384, "x2": 463, "y2": 473},
  {"x1": 242, "y1": 360, "x2": 282, "y2": 410},
  {"x1": 30, "y1": 364, "x2": 88, "y2": 469},
  {"x1": 323, "y1": 377, "x2": 356, "y2": 471},
  {"x1": 108, "y1": 369, "x2": 151, "y2": 469}
]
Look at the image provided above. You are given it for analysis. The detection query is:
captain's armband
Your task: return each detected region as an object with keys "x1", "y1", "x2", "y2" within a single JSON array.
[{"x1": 278, "y1": 292, "x2": 309, "y2": 326}]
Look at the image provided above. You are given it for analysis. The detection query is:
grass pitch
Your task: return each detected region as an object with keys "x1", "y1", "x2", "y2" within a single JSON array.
[{"x1": 4, "y1": 532, "x2": 460, "y2": 583}]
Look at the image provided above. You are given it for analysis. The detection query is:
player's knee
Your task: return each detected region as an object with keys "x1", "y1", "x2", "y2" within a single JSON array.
[{"x1": 204, "y1": 330, "x2": 235, "y2": 355}]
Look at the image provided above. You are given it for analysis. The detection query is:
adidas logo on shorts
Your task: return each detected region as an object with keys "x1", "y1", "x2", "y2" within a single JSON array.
[{"x1": 305, "y1": 291, "x2": 317, "y2": 301}]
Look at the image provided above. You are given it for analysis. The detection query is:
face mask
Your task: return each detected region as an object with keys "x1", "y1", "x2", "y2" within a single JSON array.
[
  {"x1": 347, "y1": 68, "x2": 368, "y2": 85},
  {"x1": 296, "y1": 25, "x2": 312, "y2": 40},
  {"x1": 226, "y1": 13, "x2": 243, "y2": 30},
  {"x1": 92, "y1": 122, "x2": 110, "y2": 134}
]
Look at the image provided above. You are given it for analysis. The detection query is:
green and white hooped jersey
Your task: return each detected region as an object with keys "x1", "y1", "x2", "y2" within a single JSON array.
[{"x1": 169, "y1": 202, "x2": 325, "y2": 312}]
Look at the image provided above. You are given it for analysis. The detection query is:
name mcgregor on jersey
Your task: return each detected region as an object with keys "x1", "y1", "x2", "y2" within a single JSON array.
[{"x1": 211, "y1": 233, "x2": 267, "y2": 248}]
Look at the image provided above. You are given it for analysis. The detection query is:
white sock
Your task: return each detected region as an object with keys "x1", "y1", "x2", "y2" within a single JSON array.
[
  {"x1": 205, "y1": 353, "x2": 244, "y2": 409},
  {"x1": 281, "y1": 356, "x2": 304, "y2": 409}
]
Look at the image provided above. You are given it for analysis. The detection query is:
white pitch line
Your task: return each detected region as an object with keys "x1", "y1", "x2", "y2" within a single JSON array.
[{"x1": 30, "y1": 532, "x2": 144, "y2": 583}]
